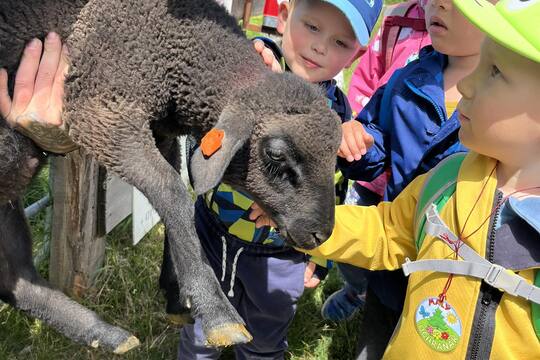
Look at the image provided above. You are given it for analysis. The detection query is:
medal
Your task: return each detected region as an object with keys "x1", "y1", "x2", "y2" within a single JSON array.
[{"x1": 415, "y1": 297, "x2": 462, "y2": 352}]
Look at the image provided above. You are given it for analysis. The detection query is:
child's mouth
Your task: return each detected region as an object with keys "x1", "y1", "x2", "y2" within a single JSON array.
[
  {"x1": 429, "y1": 16, "x2": 448, "y2": 33},
  {"x1": 301, "y1": 56, "x2": 321, "y2": 69},
  {"x1": 458, "y1": 113, "x2": 470, "y2": 123}
]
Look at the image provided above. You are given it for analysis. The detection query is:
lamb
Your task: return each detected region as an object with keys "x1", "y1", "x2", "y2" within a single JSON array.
[{"x1": 0, "y1": 0, "x2": 341, "y2": 353}]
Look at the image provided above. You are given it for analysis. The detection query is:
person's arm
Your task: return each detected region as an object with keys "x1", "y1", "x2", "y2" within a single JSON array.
[
  {"x1": 301, "y1": 173, "x2": 426, "y2": 270},
  {"x1": 251, "y1": 173, "x2": 425, "y2": 270},
  {"x1": 0, "y1": 32, "x2": 76, "y2": 154},
  {"x1": 338, "y1": 85, "x2": 388, "y2": 182}
]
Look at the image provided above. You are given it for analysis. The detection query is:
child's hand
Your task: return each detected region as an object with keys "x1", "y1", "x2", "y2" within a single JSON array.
[
  {"x1": 337, "y1": 120, "x2": 374, "y2": 162},
  {"x1": 253, "y1": 40, "x2": 282, "y2": 73},
  {"x1": 249, "y1": 202, "x2": 277, "y2": 228},
  {"x1": 304, "y1": 261, "x2": 321, "y2": 288},
  {"x1": 0, "y1": 32, "x2": 76, "y2": 154}
]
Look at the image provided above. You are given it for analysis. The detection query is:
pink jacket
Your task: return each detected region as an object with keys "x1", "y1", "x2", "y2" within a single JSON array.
[{"x1": 348, "y1": 1, "x2": 431, "y2": 118}]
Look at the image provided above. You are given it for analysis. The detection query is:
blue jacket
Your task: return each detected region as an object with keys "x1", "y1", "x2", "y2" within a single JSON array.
[{"x1": 339, "y1": 46, "x2": 467, "y2": 201}]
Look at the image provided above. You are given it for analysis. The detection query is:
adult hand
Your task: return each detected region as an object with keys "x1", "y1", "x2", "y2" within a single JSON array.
[
  {"x1": 304, "y1": 261, "x2": 321, "y2": 288},
  {"x1": 0, "y1": 32, "x2": 77, "y2": 154},
  {"x1": 253, "y1": 39, "x2": 283, "y2": 73},
  {"x1": 337, "y1": 120, "x2": 374, "y2": 162}
]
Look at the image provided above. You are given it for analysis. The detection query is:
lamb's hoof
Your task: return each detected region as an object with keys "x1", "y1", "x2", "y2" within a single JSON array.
[
  {"x1": 113, "y1": 336, "x2": 140, "y2": 354},
  {"x1": 205, "y1": 323, "x2": 252, "y2": 347},
  {"x1": 166, "y1": 312, "x2": 194, "y2": 326}
]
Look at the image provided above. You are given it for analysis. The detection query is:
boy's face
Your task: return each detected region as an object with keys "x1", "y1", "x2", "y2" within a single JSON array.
[
  {"x1": 457, "y1": 38, "x2": 540, "y2": 164},
  {"x1": 277, "y1": 0, "x2": 361, "y2": 83},
  {"x1": 424, "y1": 0, "x2": 491, "y2": 56}
]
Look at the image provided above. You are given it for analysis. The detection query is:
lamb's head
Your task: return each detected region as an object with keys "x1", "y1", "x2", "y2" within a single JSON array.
[{"x1": 190, "y1": 72, "x2": 341, "y2": 249}]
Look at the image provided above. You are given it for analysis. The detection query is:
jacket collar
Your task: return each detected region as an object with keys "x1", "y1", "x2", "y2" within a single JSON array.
[
  {"x1": 507, "y1": 195, "x2": 540, "y2": 235},
  {"x1": 321, "y1": 79, "x2": 338, "y2": 102}
]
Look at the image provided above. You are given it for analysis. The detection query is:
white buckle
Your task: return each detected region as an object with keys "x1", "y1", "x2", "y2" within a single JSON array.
[
  {"x1": 402, "y1": 258, "x2": 412, "y2": 277},
  {"x1": 484, "y1": 264, "x2": 504, "y2": 288},
  {"x1": 484, "y1": 264, "x2": 525, "y2": 297}
]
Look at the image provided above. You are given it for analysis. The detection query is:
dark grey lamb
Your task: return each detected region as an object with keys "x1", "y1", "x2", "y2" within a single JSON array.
[{"x1": 0, "y1": 0, "x2": 341, "y2": 353}]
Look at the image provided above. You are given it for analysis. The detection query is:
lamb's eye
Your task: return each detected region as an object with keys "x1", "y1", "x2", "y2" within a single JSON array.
[{"x1": 265, "y1": 148, "x2": 285, "y2": 162}]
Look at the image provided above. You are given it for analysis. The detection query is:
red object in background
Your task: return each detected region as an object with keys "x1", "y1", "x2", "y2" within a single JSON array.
[
  {"x1": 263, "y1": 0, "x2": 279, "y2": 28},
  {"x1": 263, "y1": 0, "x2": 279, "y2": 17}
]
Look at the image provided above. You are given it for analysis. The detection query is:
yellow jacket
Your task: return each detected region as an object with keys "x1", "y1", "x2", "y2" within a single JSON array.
[{"x1": 305, "y1": 153, "x2": 540, "y2": 359}]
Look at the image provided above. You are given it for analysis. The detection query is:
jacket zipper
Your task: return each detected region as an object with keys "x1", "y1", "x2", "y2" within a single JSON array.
[
  {"x1": 403, "y1": 79, "x2": 460, "y2": 177},
  {"x1": 469, "y1": 192, "x2": 503, "y2": 360},
  {"x1": 404, "y1": 79, "x2": 445, "y2": 124}
]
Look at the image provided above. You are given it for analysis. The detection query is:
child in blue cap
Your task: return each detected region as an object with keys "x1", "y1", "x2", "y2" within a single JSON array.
[{"x1": 177, "y1": 0, "x2": 382, "y2": 358}]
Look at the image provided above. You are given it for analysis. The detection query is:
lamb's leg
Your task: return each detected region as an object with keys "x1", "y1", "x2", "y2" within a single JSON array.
[
  {"x1": 70, "y1": 104, "x2": 252, "y2": 346},
  {"x1": 155, "y1": 136, "x2": 194, "y2": 325},
  {"x1": 0, "y1": 200, "x2": 140, "y2": 354},
  {"x1": 160, "y1": 231, "x2": 194, "y2": 325}
]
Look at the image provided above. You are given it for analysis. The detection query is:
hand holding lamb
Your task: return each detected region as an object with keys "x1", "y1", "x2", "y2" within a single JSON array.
[{"x1": 0, "y1": 32, "x2": 76, "y2": 154}]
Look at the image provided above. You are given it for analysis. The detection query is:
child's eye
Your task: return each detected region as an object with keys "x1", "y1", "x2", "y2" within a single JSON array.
[
  {"x1": 336, "y1": 40, "x2": 348, "y2": 49},
  {"x1": 490, "y1": 65, "x2": 501, "y2": 77},
  {"x1": 304, "y1": 22, "x2": 319, "y2": 32}
]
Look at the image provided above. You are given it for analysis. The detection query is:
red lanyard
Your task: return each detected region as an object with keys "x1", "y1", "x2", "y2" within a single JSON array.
[{"x1": 436, "y1": 162, "x2": 540, "y2": 305}]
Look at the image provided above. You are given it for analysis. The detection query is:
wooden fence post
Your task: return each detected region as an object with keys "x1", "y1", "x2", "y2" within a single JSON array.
[{"x1": 48, "y1": 150, "x2": 105, "y2": 298}]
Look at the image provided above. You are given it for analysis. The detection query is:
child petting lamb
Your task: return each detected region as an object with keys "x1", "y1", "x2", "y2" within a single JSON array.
[
  {"x1": 178, "y1": 0, "x2": 382, "y2": 358},
  {"x1": 252, "y1": 0, "x2": 540, "y2": 357}
]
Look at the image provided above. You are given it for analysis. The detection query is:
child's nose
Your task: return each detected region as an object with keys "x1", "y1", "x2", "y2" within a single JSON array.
[
  {"x1": 432, "y1": 0, "x2": 452, "y2": 10},
  {"x1": 311, "y1": 41, "x2": 326, "y2": 55},
  {"x1": 457, "y1": 72, "x2": 474, "y2": 100}
]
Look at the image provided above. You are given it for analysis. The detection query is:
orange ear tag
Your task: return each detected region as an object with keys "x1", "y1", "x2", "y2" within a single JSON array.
[{"x1": 200, "y1": 128, "x2": 225, "y2": 157}]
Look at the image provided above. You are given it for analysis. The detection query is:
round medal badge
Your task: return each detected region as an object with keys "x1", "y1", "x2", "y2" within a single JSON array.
[{"x1": 415, "y1": 297, "x2": 462, "y2": 352}]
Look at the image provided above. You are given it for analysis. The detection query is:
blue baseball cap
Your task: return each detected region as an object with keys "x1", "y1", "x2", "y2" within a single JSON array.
[{"x1": 323, "y1": 0, "x2": 383, "y2": 46}]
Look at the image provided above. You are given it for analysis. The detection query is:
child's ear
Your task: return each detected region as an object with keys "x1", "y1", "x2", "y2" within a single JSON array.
[{"x1": 277, "y1": 2, "x2": 290, "y2": 35}]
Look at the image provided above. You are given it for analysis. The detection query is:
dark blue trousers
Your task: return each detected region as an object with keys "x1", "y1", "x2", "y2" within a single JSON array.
[{"x1": 178, "y1": 199, "x2": 306, "y2": 360}]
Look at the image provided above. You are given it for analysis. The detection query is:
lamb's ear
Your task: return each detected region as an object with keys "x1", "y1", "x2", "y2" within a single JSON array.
[{"x1": 190, "y1": 110, "x2": 252, "y2": 195}]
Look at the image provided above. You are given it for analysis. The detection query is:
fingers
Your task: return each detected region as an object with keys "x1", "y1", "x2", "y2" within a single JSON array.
[
  {"x1": 0, "y1": 68, "x2": 12, "y2": 121},
  {"x1": 304, "y1": 262, "x2": 321, "y2": 288},
  {"x1": 344, "y1": 126, "x2": 363, "y2": 161},
  {"x1": 338, "y1": 133, "x2": 354, "y2": 161},
  {"x1": 12, "y1": 38, "x2": 42, "y2": 114},
  {"x1": 304, "y1": 277, "x2": 321, "y2": 288},
  {"x1": 33, "y1": 32, "x2": 62, "y2": 103},
  {"x1": 253, "y1": 39, "x2": 265, "y2": 54},
  {"x1": 49, "y1": 44, "x2": 69, "y2": 125},
  {"x1": 249, "y1": 203, "x2": 278, "y2": 228},
  {"x1": 304, "y1": 262, "x2": 315, "y2": 282},
  {"x1": 362, "y1": 129, "x2": 374, "y2": 150},
  {"x1": 339, "y1": 121, "x2": 369, "y2": 162},
  {"x1": 271, "y1": 58, "x2": 283, "y2": 73},
  {"x1": 254, "y1": 40, "x2": 283, "y2": 73}
]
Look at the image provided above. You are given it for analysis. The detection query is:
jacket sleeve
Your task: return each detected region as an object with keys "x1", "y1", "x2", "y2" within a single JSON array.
[
  {"x1": 338, "y1": 85, "x2": 388, "y2": 182},
  {"x1": 298, "y1": 173, "x2": 427, "y2": 271}
]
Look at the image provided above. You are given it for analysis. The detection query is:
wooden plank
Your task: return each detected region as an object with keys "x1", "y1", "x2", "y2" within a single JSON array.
[{"x1": 49, "y1": 150, "x2": 105, "y2": 297}]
